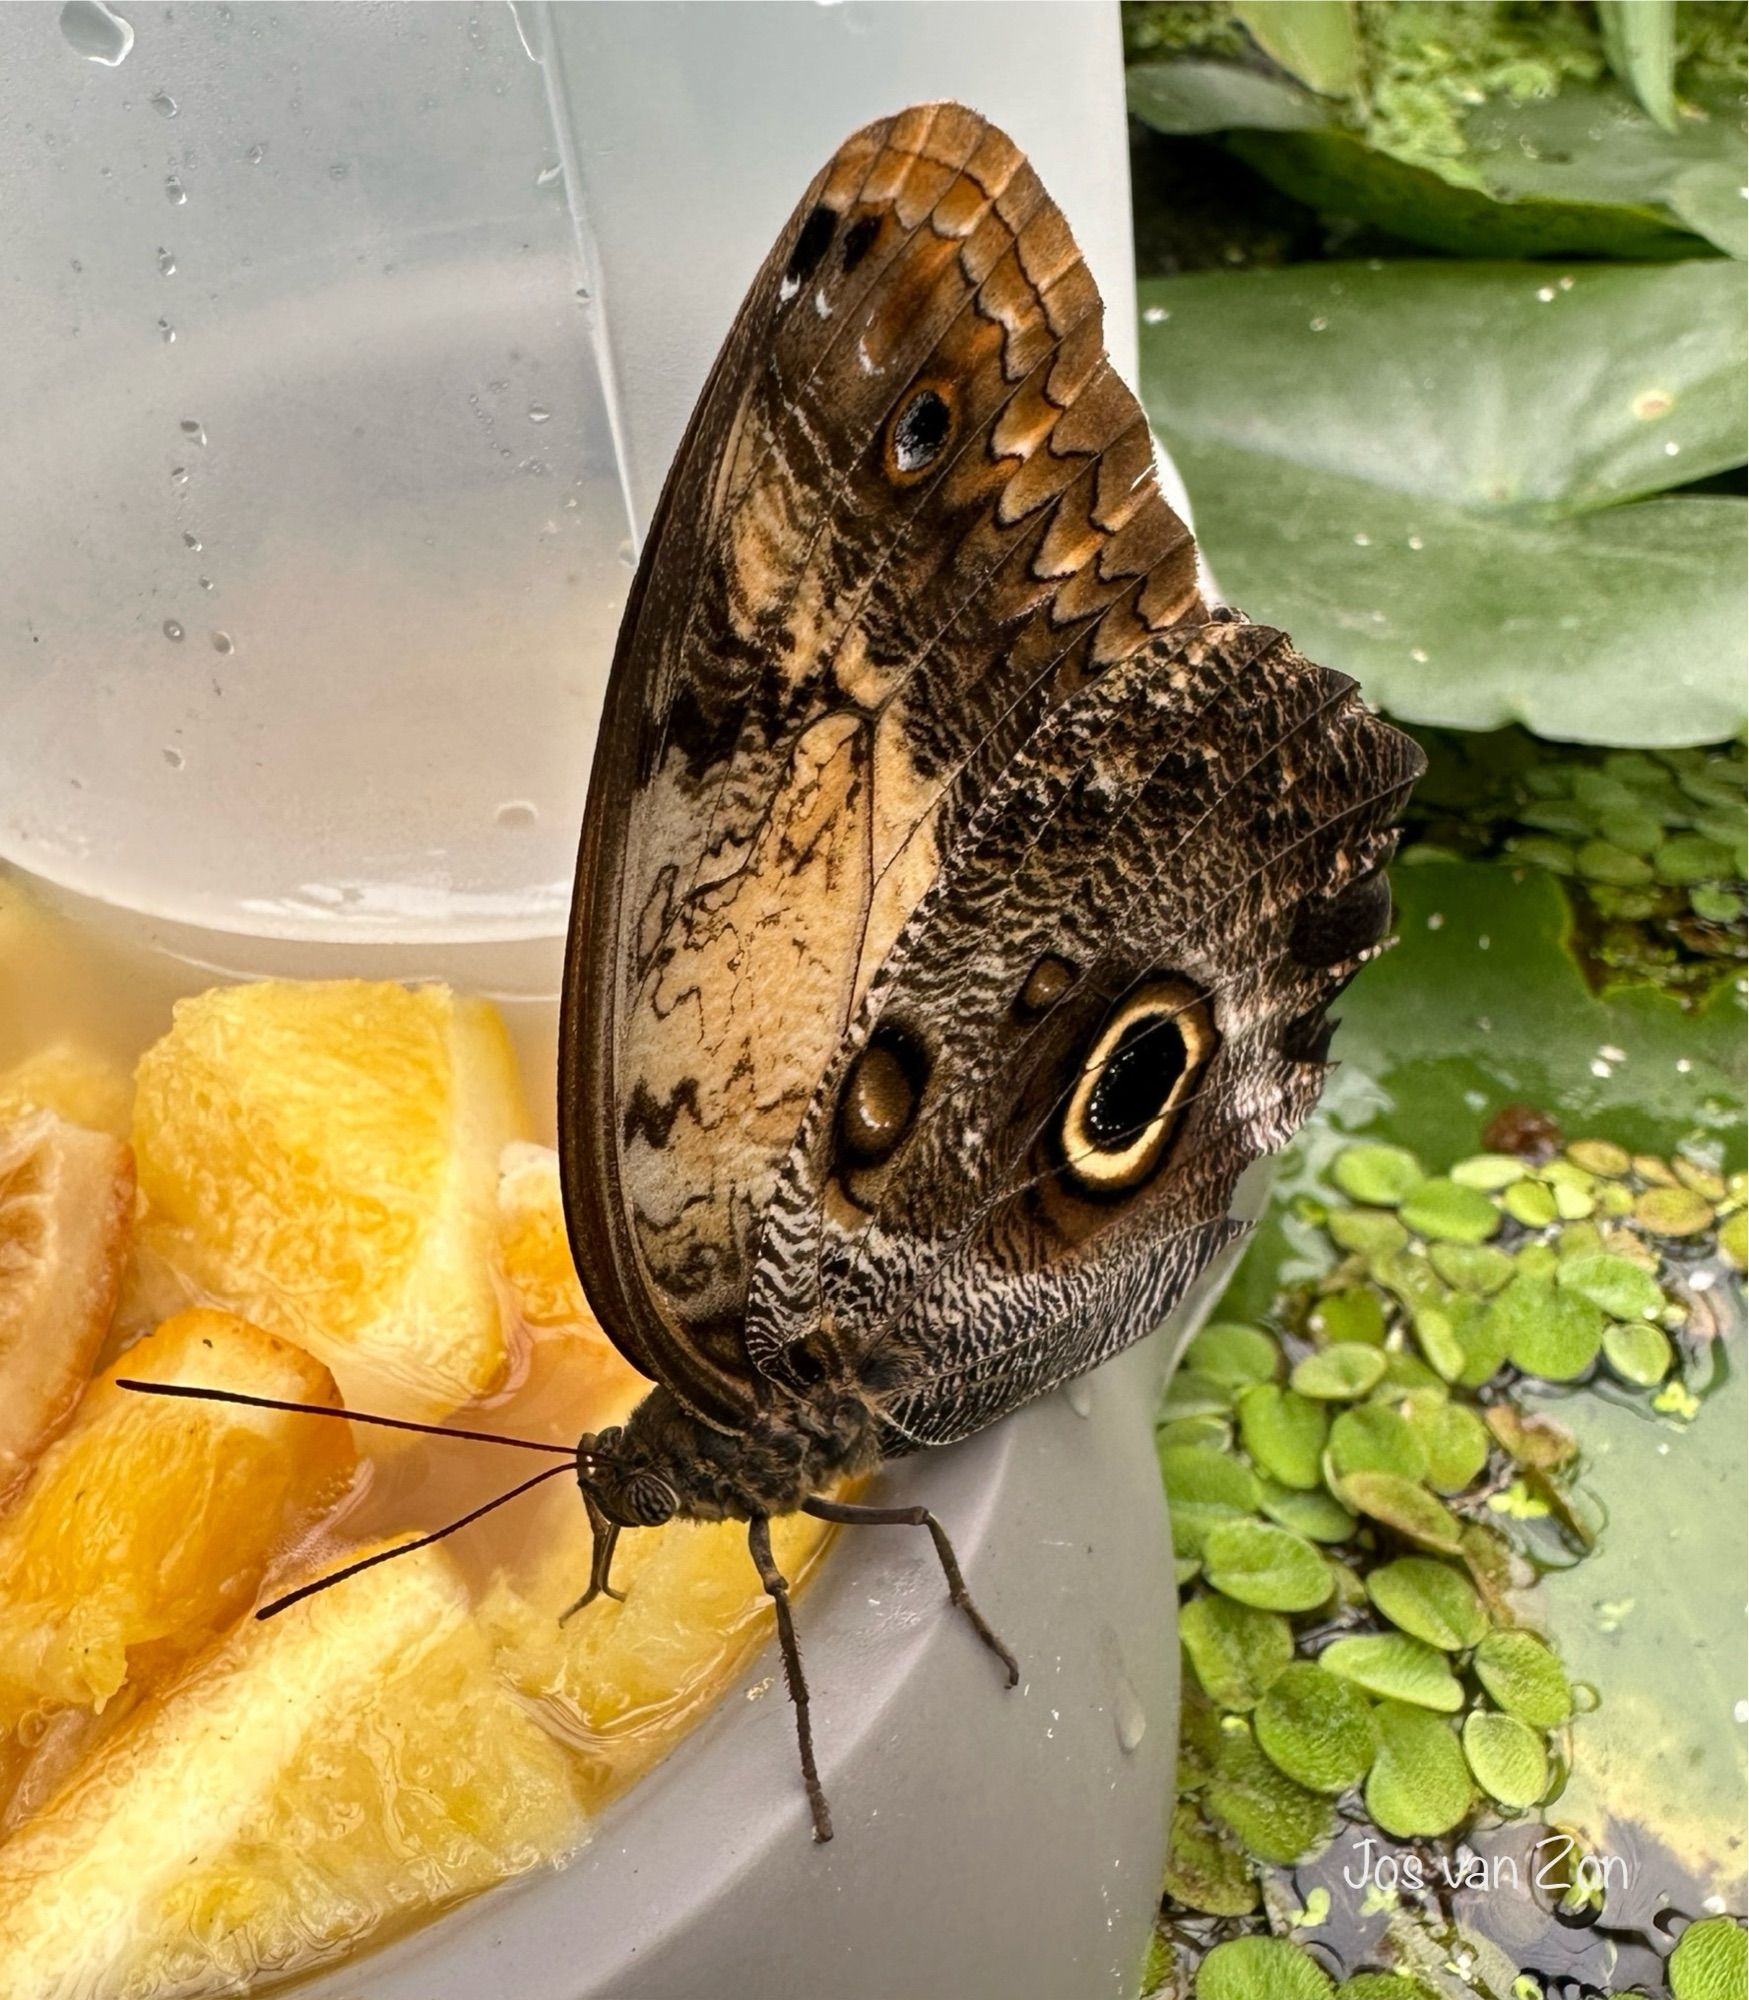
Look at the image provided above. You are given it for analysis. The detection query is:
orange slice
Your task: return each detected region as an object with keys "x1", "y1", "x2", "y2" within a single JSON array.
[
  {"x1": 133, "y1": 980, "x2": 528, "y2": 1420},
  {"x1": 0, "y1": 1111, "x2": 134, "y2": 1502},
  {"x1": 0, "y1": 1544, "x2": 581, "y2": 2000},
  {"x1": 0, "y1": 1308, "x2": 353, "y2": 1727}
]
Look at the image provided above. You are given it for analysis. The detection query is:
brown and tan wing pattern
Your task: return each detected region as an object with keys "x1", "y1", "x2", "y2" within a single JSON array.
[
  {"x1": 560, "y1": 104, "x2": 1205, "y2": 1427},
  {"x1": 743, "y1": 617, "x2": 1424, "y2": 1448}
]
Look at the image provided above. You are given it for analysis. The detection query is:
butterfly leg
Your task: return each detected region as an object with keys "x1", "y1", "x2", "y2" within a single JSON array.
[
  {"x1": 748, "y1": 1514, "x2": 833, "y2": 1844},
  {"x1": 560, "y1": 1501, "x2": 626, "y2": 1625},
  {"x1": 801, "y1": 1497, "x2": 1020, "y2": 1687}
]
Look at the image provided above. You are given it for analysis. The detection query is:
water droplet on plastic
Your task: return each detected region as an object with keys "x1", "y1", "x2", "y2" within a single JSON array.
[
  {"x1": 156, "y1": 246, "x2": 176, "y2": 276},
  {"x1": 169, "y1": 464, "x2": 188, "y2": 485},
  {"x1": 157, "y1": 317, "x2": 176, "y2": 342},
  {"x1": 162, "y1": 619, "x2": 184, "y2": 641},
  {"x1": 162, "y1": 744, "x2": 184, "y2": 768},
  {"x1": 328, "y1": 160, "x2": 350, "y2": 181},
  {"x1": 245, "y1": 142, "x2": 265, "y2": 164},
  {"x1": 1064, "y1": 1375, "x2": 1093, "y2": 1418},
  {"x1": 496, "y1": 800, "x2": 538, "y2": 829},
  {"x1": 534, "y1": 160, "x2": 563, "y2": 189},
  {"x1": 210, "y1": 629, "x2": 233, "y2": 654},
  {"x1": 180, "y1": 418, "x2": 206, "y2": 446},
  {"x1": 149, "y1": 88, "x2": 177, "y2": 117},
  {"x1": 616, "y1": 538, "x2": 636, "y2": 569},
  {"x1": 198, "y1": 575, "x2": 213, "y2": 592},
  {"x1": 164, "y1": 173, "x2": 186, "y2": 204},
  {"x1": 60, "y1": 0, "x2": 134, "y2": 65},
  {"x1": 1113, "y1": 1677, "x2": 1146, "y2": 1753},
  {"x1": 527, "y1": 402, "x2": 551, "y2": 425},
  {"x1": 182, "y1": 531, "x2": 201, "y2": 550}
]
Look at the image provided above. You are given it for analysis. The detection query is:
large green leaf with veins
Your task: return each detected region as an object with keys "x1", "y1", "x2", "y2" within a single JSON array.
[{"x1": 1139, "y1": 259, "x2": 1747, "y2": 745}]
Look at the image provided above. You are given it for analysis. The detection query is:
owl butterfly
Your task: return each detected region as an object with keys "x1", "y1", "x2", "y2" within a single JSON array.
[{"x1": 125, "y1": 103, "x2": 1423, "y2": 1843}]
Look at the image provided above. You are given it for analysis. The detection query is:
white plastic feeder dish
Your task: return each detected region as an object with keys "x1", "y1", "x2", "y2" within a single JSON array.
[{"x1": 0, "y1": 5, "x2": 1220, "y2": 1995}]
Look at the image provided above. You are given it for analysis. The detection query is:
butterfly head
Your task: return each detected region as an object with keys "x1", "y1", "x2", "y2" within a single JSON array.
[{"x1": 574, "y1": 1425, "x2": 680, "y2": 1528}]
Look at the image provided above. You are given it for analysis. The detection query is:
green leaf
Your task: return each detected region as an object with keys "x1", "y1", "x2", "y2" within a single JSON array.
[
  {"x1": 1598, "y1": 0, "x2": 1677, "y2": 132},
  {"x1": 1162, "y1": 1369, "x2": 1237, "y2": 1422},
  {"x1": 1204, "y1": 1519, "x2": 1334, "y2": 1613},
  {"x1": 1486, "y1": 1274, "x2": 1605, "y2": 1382},
  {"x1": 1428, "y1": 1242, "x2": 1515, "y2": 1294},
  {"x1": 1310, "y1": 1287, "x2": 1387, "y2": 1345},
  {"x1": 1180, "y1": 1592, "x2": 1295, "y2": 1712},
  {"x1": 1327, "y1": 1208, "x2": 1409, "y2": 1257},
  {"x1": 1364, "y1": 1701, "x2": 1474, "y2": 1839},
  {"x1": 1206, "y1": 1727, "x2": 1337, "y2": 1867},
  {"x1": 1398, "y1": 1178, "x2": 1501, "y2": 1245},
  {"x1": 1322, "y1": 864, "x2": 1745, "y2": 1173},
  {"x1": 1196, "y1": 1934, "x2": 1335, "y2": 2000},
  {"x1": 1182, "y1": 1321, "x2": 1281, "y2": 1390},
  {"x1": 1331, "y1": 1143, "x2": 1425, "y2": 1207},
  {"x1": 1337, "y1": 1471, "x2": 1464, "y2": 1554},
  {"x1": 1127, "y1": 57, "x2": 1328, "y2": 137},
  {"x1": 1556, "y1": 1251, "x2": 1666, "y2": 1321},
  {"x1": 1601, "y1": 1317, "x2": 1674, "y2": 1387},
  {"x1": 1258, "y1": 1476, "x2": 1358, "y2": 1545},
  {"x1": 1365, "y1": 1557, "x2": 1488, "y2": 1652},
  {"x1": 1328, "y1": 1403, "x2": 1430, "y2": 1484},
  {"x1": 1669, "y1": 1916, "x2": 1749, "y2": 2000},
  {"x1": 1138, "y1": 261, "x2": 1747, "y2": 746},
  {"x1": 1291, "y1": 1342, "x2": 1388, "y2": 1401},
  {"x1": 1254, "y1": 1661, "x2": 1379, "y2": 1794},
  {"x1": 1462, "y1": 1709, "x2": 1551, "y2": 1810},
  {"x1": 1322, "y1": 1631, "x2": 1464, "y2": 1712},
  {"x1": 1160, "y1": 1444, "x2": 1263, "y2": 1515},
  {"x1": 1237, "y1": 1384, "x2": 1330, "y2": 1491},
  {"x1": 1232, "y1": 0, "x2": 1359, "y2": 99},
  {"x1": 1399, "y1": 1392, "x2": 1492, "y2": 1494},
  {"x1": 1163, "y1": 1801, "x2": 1259, "y2": 1918},
  {"x1": 1474, "y1": 1630, "x2": 1574, "y2": 1729}
]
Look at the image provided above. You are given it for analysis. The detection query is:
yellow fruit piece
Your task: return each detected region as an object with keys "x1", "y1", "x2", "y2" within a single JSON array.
[
  {"x1": 498, "y1": 1140, "x2": 649, "y2": 1421},
  {"x1": 486, "y1": 1496, "x2": 831, "y2": 1810},
  {"x1": 0, "y1": 1545, "x2": 581, "y2": 2000},
  {"x1": 134, "y1": 980, "x2": 528, "y2": 1420},
  {"x1": 0, "y1": 1046, "x2": 132, "y2": 1143},
  {"x1": 0, "y1": 1308, "x2": 353, "y2": 1725},
  {"x1": 0, "y1": 1111, "x2": 134, "y2": 1501}
]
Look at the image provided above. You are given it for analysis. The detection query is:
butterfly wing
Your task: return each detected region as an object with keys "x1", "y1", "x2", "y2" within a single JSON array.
[
  {"x1": 744, "y1": 616, "x2": 1424, "y2": 1449},
  {"x1": 560, "y1": 104, "x2": 1206, "y2": 1428}
]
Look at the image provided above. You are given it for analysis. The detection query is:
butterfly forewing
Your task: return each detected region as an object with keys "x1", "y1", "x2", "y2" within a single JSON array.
[{"x1": 560, "y1": 103, "x2": 1214, "y2": 1426}]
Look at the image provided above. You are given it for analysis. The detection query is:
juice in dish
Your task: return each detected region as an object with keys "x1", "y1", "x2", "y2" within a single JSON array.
[{"x1": 0, "y1": 869, "x2": 831, "y2": 1998}]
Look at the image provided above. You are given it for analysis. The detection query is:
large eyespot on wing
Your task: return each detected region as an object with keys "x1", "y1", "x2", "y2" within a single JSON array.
[{"x1": 1056, "y1": 977, "x2": 1216, "y2": 1198}]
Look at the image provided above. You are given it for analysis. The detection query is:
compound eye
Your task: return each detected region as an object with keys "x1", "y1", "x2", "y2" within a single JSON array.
[{"x1": 1059, "y1": 978, "x2": 1216, "y2": 1197}]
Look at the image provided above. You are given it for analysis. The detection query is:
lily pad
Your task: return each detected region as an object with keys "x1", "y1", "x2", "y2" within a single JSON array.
[
  {"x1": 1557, "y1": 1251, "x2": 1666, "y2": 1321},
  {"x1": 1237, "y1": 1384, "x2": 1330, "y2": 1491},
  {"x1": 1428, "y1": 1242, "x2": 1515, "y2": 1294},
  {"x1": 1399, "y1": 1391, "x2": 1492, "y2": 1494},
  {"x1": 1139, "y1": 260, "x2": 1746, "y2": 745},
  {"x1": 1183, "y1": 1321, "x2": 1282, "y2": 1389},
  {"x1": 1365, "y1": 1557, "x2": 1488, "y2": 1652},
  {"x1": 1486, "y1": 1274, "x2": 1606, "y2": 1381},
  {"x1": 1206, "y1": 1724, "x2": 1337, "y2": 1866},
  {"x1": 1164, "y1": 1801, "x2": 1260, "y2": 1918},
  {"x1": 1161, "y1": 1445, "x2": 1264, "y2": 1516},
  {"x1": 1398, "y1": 1178, "x2": 1501, "y2": 1245},
  {"x1": 1364, "y1": 1700, "x2": 1474, "y2": 1839},
  {"x1": 1327, "y1": 1209, "x2": 1409, "y2": 1258},
  {"x1": 1601, "y1": 1318, "x2": 1674, "y2": 1387},
  {"x1": 1337, "y1": 1471, "x2": 1464, "y2": 1554},
  {"x1": 1258, "y1": 1477, "x2": 1358, "y2": 1545},
  {"x1": 1332, "y1": 1143, "x2": 1425, "y2": 1207},
  {"x1": 1196, "y1": 1934, "x2": 1336, "y2": 2000},
  {"x1": 1310, "y1": 1287, "x2": 1387, "y2": 1345},
  {"x1": 1474, "y1": 1629, "x2": 1574, "y2": 1729},
  {"x1": 1328, "y1": 1403, "x2": 1429, "y2": 1484},
  {"x1": 1461, "y1": 1709, "x2": 1551, "y2": 1810},
  {"x1": 1322, "y1": 1631, "x2": 1464, "y2": 1713},
  {"x1": 1254, "y1": 1661, "x2": 1380, "y2": 1794},
  {"x1": 1292, "y1": 1342, "x2": 1388, "y2": 1401},
  {"x1": 1180, "y1": 1592, "x2": 1295, "y2": 1712},
  {"x1": 1204, "y1": 1519, "x2": 1334, "y2": 1613},
  {"x1": 1669, "y1": 1916, "x2": 1749, "y2": 2000}
]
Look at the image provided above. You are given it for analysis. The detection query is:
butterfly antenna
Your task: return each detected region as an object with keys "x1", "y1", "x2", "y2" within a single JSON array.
[
  {"x1": 114, "y1": 1380, "x2": 574, "y2": 1455},
  {"x1": 256, "y1": 1462, "x2": 574, "y2": 1621}
]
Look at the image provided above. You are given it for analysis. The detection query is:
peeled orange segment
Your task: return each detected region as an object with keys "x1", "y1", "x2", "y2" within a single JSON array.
[
  {"x1": 486, "y1": 1500, "x2": 832, "y2": 1810},
  {"x1": 133, "y1": 979, "x2": 529, "y2": 1420},
  {"x1": 0, "y1": 1308, "x2": 354, "y2": 1726},
  {"x1": 0, "y1": 1046, "x2": 132, "y2": 1144},
  {"x1": 0, "y1": 1544, "x2": 582, "y2": 2000},
  {"x1": 498, "y1": 1141, "x2": 649, "y2": 1421},
  {"x1": 0, "y1": 1111, "x2": 134, "y2": 1501}
]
